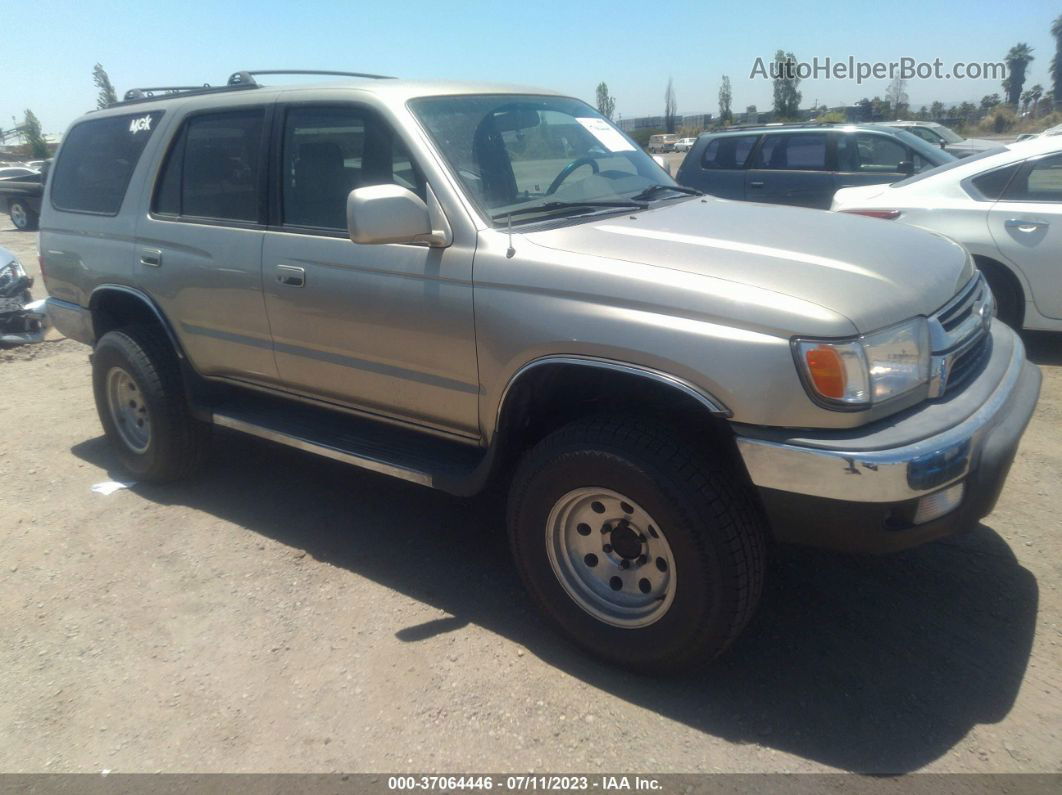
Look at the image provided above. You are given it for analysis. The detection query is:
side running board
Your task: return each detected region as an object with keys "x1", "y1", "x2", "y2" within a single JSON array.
[{"x1": 210, "y1": 393, "x2": 489, "y2": 496}]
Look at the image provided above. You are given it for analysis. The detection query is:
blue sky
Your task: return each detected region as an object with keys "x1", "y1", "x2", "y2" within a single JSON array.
[{"x1": 5, "y1": 0, "x2": 1060, "y2": 135}]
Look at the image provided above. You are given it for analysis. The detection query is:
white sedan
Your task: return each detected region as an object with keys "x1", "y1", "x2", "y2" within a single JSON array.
[{"x1": 831, "y1": 136, "x2": 1062, "y2": 331}]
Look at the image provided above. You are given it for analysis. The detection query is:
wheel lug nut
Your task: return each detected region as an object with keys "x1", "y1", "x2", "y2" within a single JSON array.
[
  {"x1": 638, "y1": 555, "x2": 648, "y2": 565},
  {"x1": 620, "y1": 559, "x2": 630, "y2": 569},
  {"x1": 603, "y1": 543, "x2": 612, "y2": 553}
]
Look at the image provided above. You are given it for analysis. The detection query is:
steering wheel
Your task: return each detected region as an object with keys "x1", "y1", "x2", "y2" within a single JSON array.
[{"x1": 546, "y1": 156, "x2": 600, "y2": 195}]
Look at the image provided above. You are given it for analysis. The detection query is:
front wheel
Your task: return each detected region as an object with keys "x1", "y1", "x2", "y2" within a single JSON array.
[
  {"x1": 507, "y1": 416, "x2": 766, "y2": 671},
  {"x1": 92, "y1": 326, "x2": 209, "y2": 482}
]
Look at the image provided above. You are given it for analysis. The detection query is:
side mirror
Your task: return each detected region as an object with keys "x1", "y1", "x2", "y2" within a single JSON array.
[
  {"x1": 652, "y1": 154, "x2": 672, "y2": 176},
  {"x1": 897, "y1": 160, "x2": 915, "y2": 176},
  {"x1": 347, "y1": 184, "x2": 436, "y2": 246}
]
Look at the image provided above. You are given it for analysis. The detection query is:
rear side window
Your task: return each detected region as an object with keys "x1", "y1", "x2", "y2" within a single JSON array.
[
  {"x1": 838, "y1": 133, "x2": 909, "y2": 173},
  {"x1": 752, "y1": 133, "x2": 828, "y2": 170},
  {"x1": 969, "y1": 164, "x2": 1020, "y2": 200},
  {"x1": 51, "y1": 111, "x2": 162, "y2": 215},
  {"x1": 700, "y1": 136, "x2": 758, "y2": 169},
  {"x1": 1003, "y1": 154, "x2": 1062, "y2": 202},
  {"x1": 154, "y1": 109, "x2": 264, "y2": 223}
]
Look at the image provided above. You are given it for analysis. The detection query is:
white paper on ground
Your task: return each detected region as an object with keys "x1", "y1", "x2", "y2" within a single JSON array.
[
  {"x1": 91, "y1": 481, "x2": 136, "y2": 496},
  {"x1": 575, "y1": 118, "x2": 636, "y2": 152}
]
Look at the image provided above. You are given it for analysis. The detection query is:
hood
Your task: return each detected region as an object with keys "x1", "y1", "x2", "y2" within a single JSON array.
[
  {"x1": 947, "y1": 138, "x2": 999, "y2": 155},
  {"x1": 522, "y1": 197, "x2": 974, "y2": 336}
]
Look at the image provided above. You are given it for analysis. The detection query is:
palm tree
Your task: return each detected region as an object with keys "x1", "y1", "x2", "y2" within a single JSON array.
[
  {"x1": 1053, "y1": 15, "x2": 1062, "y2": 110},
  {"x1": 1021, "y1": 90, "x2": 1032, "y2": 114},
  {"x1": 1030, "y1": 84, "x2": 1044, "y2": 116},
  {"x1": 1003, "y1": 43, "x2": 1034, "y2": 107}
]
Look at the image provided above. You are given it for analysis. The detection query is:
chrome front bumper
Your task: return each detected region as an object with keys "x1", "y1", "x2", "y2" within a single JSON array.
[{"x1": 735, "y1": 322, "x2": 1040, "y2": 505}]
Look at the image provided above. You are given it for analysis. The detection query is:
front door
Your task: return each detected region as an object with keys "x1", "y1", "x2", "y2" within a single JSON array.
[
  {"x1": 987, "y1": 152, "x2": 1062, "y2": 319},
  {"x1": 261, "y1": 102, "x2": 480, "y2": 438}
]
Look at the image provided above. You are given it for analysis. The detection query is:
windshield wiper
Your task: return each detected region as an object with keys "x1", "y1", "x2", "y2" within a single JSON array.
[
  {"x1": 490, "y1": 199, "x2": 648, "y2": 223},
  {"x1": 629, "y1": 184, "x2": 703, "y2": 201}
]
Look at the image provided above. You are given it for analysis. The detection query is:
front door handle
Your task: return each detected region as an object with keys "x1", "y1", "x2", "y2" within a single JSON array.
[
  {"x1": 275, "y1": 264, "x2": 305, "y2": 287},
  {"x1": 140, "y1": 248, "x2": 162, "y2": 268},
  {"x1": 749, "y1": 180, "x2": 765, "y2": 188},
  {"x1": 1005, "y1": 218, "x2": 1049, "y2": 232}
]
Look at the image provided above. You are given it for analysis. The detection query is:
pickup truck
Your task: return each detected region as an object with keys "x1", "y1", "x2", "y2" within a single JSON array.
[
  {"x1": 0, "y1": 169, "x2": 44, "y2": 230},
  {"x1": 41, "y1": 72, "x2": 1042, "y2": 670}
]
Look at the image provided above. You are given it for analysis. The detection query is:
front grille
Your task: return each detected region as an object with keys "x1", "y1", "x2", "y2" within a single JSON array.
[{"x1": 928, "y1": 273, "x2": 992, "y2": 399}]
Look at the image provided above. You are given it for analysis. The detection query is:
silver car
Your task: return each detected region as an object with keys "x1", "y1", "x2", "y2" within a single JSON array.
[{"x1": 42, "y1": 71, "x2": 1041, "y2": 670}]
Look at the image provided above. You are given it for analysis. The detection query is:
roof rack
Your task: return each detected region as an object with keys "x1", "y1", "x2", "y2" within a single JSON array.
[
  {"x1": 723, "y1": 121, "x2": 850, "y2": 131},
  {"x1": 110, "y1": 69, "x2": 395, "y2": 108},
  {"x1": 226, "y1": 69, "x2": 396, "y2": 86}
]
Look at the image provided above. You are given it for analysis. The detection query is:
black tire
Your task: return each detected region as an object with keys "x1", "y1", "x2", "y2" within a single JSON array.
[
  {"x1": 8, "y1": 199, "x2": 39, "y2": 231},
  {"x1": 980, "y1": 263, "x2": 1023, "y2": 329},
  {"x1": 507, "y1": 415, "x2": 766, "y2": 672},
  {"x1": 92, "y1": 326, "x2": 209, "y2": 482}
]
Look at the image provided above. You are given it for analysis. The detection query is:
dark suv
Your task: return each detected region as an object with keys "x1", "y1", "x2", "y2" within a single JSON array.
[{"x1": 675, "y1": 124, "x2": 955, "y2": 209}]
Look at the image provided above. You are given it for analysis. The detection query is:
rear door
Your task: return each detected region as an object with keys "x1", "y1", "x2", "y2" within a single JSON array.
[
  {"x1": 744, "y1": 132, "x2": 834, "y2": 208},
  {"x1": 676, "y1": 134, "x2": 758, "y2": 199},
  {"x1": 987, "y1": 152, "x2": 1062, "y2": 319},
  {"x1": 136, "y1": 102, "x2": 277, "y2": 381}
]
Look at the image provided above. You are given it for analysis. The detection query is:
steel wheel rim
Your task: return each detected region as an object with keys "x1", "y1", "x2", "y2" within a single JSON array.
[
  {"x1": 545, "y1": 487, "x2": 676, "y2": 628},
  {"x1": 10, "y1": 203, "x2": 26, "y2": 229},
  {"x1": 105, "y1": 366, "x2": 151, "y2": 453}
]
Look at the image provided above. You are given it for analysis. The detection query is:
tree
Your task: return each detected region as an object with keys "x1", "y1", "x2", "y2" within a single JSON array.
[
  {"x1": 23, "y1": 110, "x2": 49, "y2": 159},
  {"x1": 1030, "y1": 83, "x2": 1044, "y2": 116},
  {"x1": 771, "y1": 50, "x2": 802, "y2": 119},
  {"x1": 930, "y1": 100, "x2": 945, "y2": 119},
  {"x1": 718, "y1": 75, "x2": 733, "y2": 126},
  {"x1": 1021, "y1": 90, "x2": 1033, "y2": 114},
  {"x1": 663, "y1": 77, "x2": 677, "y2": 134},
  {"x1": 981, "y1": 93, "x2": 1002, "y2": 111},
  {"x1": 1002, "y1": 43, "x2": 1034, "y2": 107},
  {"x1": 885, "y1": 77, "x2": 909, "y2": 119},
  {"x1": 1052, "y1": 15, "x2": 1062, "y2": 109},
  {"x1": 595, "y1": 82, "x2": 615, "y2": 120},
  {"x1": 956, "y1": 102, "x2": 978, "y2": 122},
  {"x1": 93, "y1": 63, "x2": 118, "y2": 109}
]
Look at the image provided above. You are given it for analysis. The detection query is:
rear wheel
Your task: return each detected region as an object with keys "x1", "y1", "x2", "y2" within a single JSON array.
[
  {"x1": 507, "y1": 415, "x2": 766, "y2": 671},
  {"x1": 8, "y1": 199, "x2": 38, "y2": 231},
  {"x1": 92, "y1": 326, "x2": 209, "y2": 482}
]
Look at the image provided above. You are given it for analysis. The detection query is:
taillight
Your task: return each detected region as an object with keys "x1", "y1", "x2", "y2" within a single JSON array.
[{"x1": 841, "y1": 209, "x2": 901, "y2": 220}]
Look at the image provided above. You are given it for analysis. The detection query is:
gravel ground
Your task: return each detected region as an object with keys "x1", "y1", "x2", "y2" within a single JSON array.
[{"x1": 1, "y1": 222, "x2": 1060, "y2": 774}]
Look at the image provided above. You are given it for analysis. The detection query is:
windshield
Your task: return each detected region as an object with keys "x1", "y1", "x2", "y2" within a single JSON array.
[
  {"x1": 409, "y1": 95, "x2": 678, "y2": 224},
  {"x1": 930, "y1": 124, "x2": 965, "y2": 144},
  {"x1": 888, "y1": 129, "x2": 956, "y2": 167},
  {"x1": 891, "y1": 146, "x2": 1008, "y2": 187}
]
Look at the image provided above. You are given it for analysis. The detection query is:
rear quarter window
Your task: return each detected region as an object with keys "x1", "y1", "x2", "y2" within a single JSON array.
[
  {"x1": 50, "y1": 111, "x2": 162, "y2": 215},
  {"x1": 700, "y1": 135, "x2": 758, "y2": 169}
]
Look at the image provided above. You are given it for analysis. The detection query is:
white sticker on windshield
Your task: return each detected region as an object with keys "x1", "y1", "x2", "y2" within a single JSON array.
[{"x1": 576, "y1": 118, "x2": 636, "y2": 152}]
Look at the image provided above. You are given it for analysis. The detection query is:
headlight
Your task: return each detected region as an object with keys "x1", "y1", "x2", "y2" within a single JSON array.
[
  {"x1": 0, "y1": 257, "x2": 27, "y2": 290},
  {"x1": 794, "y1": 317, "x2": 930, "y2": 408}
]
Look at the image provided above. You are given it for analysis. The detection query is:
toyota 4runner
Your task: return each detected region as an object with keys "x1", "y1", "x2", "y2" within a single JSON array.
[{"x1": 41, "y1": 71, "x2": 1042, "y2": 670}]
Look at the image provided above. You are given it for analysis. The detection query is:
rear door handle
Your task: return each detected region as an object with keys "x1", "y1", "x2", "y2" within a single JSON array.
[
  {"x1": 275, "y1": 264, "x2": 305, "y2": 287},
  {"x1": 1005, "y1": 218, "x2": 1049, "y2": 231},
  {"x1": 749, "y1": 181, "x2": 765, "y2": 188},
  {"x1": 140, "y1": 248, "x2": 162, "y2": 268}
]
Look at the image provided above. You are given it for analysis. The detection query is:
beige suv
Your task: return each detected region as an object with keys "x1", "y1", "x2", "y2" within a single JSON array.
[{"x1": 42, "y1": 71, "x2": 1041, "y2": 670}]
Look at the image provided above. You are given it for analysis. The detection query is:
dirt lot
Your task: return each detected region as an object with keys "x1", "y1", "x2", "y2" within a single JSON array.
[{"x1": 1, "y1": 223, "x2": 1060, "y2": 774}]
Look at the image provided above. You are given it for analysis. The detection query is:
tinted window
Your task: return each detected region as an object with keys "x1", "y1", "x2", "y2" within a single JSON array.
[
  {"x1": 1003, "y1": 154, "x2": 1062, "y2": 202},
  {"x1": 906, "y1": 126, "x2": 941, "y2": 144},
  {"x1": 700, "y1": 135, "x2": 758, "y2": 169},
  {"x1": 154, "y1": 110, "x2": 263, "y2": 222},
  {"x1": 753, "y1": 133, "x2": 827, "y2": 170},
  {"x1": 839, "y1": 133, "x2": 908, "y2": 173},
  {"x1": 970, "y1": 164, "x2": 1020, "y2": 200},
  {"x1": 51, "y1": 111, "x2": 162, "y2": 214},
  {"x1": 281, "y1": 105, "x2": 424, "y2": 230}
]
